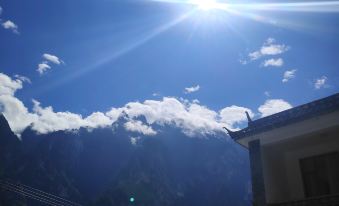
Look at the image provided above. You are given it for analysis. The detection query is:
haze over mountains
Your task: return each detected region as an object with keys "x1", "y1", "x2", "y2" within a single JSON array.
[{"x1": 0, "y1": 113, "x2": 251, "y2": 206}]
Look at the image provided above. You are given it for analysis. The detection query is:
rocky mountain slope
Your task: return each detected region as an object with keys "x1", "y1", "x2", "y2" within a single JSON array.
[{"x1": 0, "y1": 114, "x2": 251, "y2": 206}]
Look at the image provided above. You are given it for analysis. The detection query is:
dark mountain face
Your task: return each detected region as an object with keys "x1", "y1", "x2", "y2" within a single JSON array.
[
  {"x1": 0, "y1": 115, "x2": 21, "y2": 179},
  {"x1": 0, "y1": 115, "x2": 251, "y2": 206}
]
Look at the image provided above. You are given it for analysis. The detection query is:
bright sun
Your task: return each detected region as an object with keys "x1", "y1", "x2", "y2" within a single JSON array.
[{"x1": 191, "y1": 0, "x2": 219, "y2": 10}]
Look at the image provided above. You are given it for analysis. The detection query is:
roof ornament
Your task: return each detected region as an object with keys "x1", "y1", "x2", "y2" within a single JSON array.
[
  {"x1": 245, "y1": 111, "x2": 252, "y2": 126},
  {"x1": 223, "y1": 127, "x2": 236, "y2": 139}
]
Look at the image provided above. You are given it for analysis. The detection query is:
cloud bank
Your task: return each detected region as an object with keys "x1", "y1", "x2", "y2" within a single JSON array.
[{"x1": 0, "y1": 73, "x2": 293, "y2": 137}]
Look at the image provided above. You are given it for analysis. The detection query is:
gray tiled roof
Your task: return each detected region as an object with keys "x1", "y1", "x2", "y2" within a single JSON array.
[{"x1": 228, "y1": 93, "x2": 339, "y2": 140}]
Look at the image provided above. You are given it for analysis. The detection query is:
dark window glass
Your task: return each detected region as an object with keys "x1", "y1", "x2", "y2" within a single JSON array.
[{"x1": 300, "y1": 152, "x2": 339, "y2": 197}]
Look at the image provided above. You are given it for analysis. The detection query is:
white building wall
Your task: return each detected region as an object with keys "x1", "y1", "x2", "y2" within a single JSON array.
[{"x1": 262, "y1": 126, "x2": 339, "y2": 203}]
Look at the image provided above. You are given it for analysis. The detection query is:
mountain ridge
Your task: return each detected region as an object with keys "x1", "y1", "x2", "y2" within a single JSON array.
[{"x1": 0, "y1": 114, "x2": 251, "y2": 206}]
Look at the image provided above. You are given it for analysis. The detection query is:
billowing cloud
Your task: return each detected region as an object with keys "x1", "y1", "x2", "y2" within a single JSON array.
[
  {"x1": 31, "y1": 100, "x2": 86, "y2": 134},
  {"x1": 1, "y1": 20, "x2": 19, "y2": 34},
  {"x1": 0, "y1": 73, "x2": 23, "y2": 96},
  {"x1": 314, "y1": 76, "x2": 327, "y2": 89},
  {"x1": 124, "y1": 120, "x2": 157, "y2": 136},
  {"x1": 219, "y1": 106, "x2": 254, "y2": 129},
  {"x1": 184, "y1": 85, "x2": 200, "y2": 94},
  {"x1": 0, "y1": 72, "x2": 294, "y2": 137},
  {"x1": 0, "y1": 73, "x2": 37, "y2": 134},
  {"x1": 258, "y1": 99, "x2": 292, "y2": 117},
  {"x1": 282, "y1": 69, "x2": 297, "y2": 83},
  {"x1": 123, "y1": 98, "x2": 225, "y2": 136},
  {"x1": 0, "y1": 95, "x2": 37, "y2": 135},
  {"x1": 30, "y1": 100, "x2": 115, "y2": 134},
  {"x1": 262, "y1": 58, "x2": 284, "y2": 67},
  {"x1": 249, "y1": 38, "x2": 289, "y2": 60},
  {"x1": 43, "y1": 53, "x2": 63, "y2": 65},
  {"x1": 0, "y1": 73, "x2": 117, "y2": 135}
]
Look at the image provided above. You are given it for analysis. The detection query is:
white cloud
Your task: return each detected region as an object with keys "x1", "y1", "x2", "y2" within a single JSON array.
[
  {"x1": 0, "y1": 73, "x2": 37, "y2": 134},
  {"x1": 123, "y1": 98, "x2": 224, "y2": 136},
  {"x1": 1, "y1": 72, "x2": 227, "y2": 136},
  {"x1": 0, "y1": 73, "x2": 23, "y2": 96},
  {"x1": 0, "y1": 95, "x2": 37, "y2": 135},
  {"x1": 262, "y1": 58, "x2": 284, "y2": 67},
  {"x1": 31, "y1": 101, "x2": 118, "y2": 134},
  {"x1": 31, "y1": 100, "x2": 85, "y2": 134},
  {"x1": 265, "y1": 37, "x2": 275, "y2": 45},
  {"x1": 14, "y1": 74, "x2": 31, "y2": 84},
  {"x1": 314, "y1": 76, "x2": 327, "y2": 89},
  {"x1": 152, "y1": 92, "x2": 160, "y2": 97},
  {"x1": 84, "y1": 112, "x2": 114, "y2": 128},
  {"x1": 248, "y1": 38, "x2": 289, "y2": 61},
  {"x1": 37, "y1": 63, "x2": 51, "y2": 75},
  {"x1": 130, "y1": 136, "x2": 140, "y2": 145},
  {"x1": 124, "y1": 120, "x2": 157, "y2": 136},
  {"x1": 192, "y1": 99, "x2": 200, "y2": 104},
  {"x1": 248, "y1": 51, "x2": 262, "y2": 61},
  {"x1": 105, "y1": 107, "x2": 124, "y2": 122},
  {"x1": 37, "y1": 54, "x2": 64, "y2": 75},
  {"x1": 0, "y1": 72, "x2": 295, "y2": 138},
  {"x1": 219, "y1": 106, "x2": 254, "y2": 129},
  {"x1": 258, "y1": 99, "x2": 292, "y2": 117},
  {"x1": 0, "y1": 73, "x2": 118, "y2": 135},
  {"x1": 184, "y1": 85, "x2": 200, "y2": 94},
  {"x1": 260, "y1": 44, "x2": 288, "y2": 56},
  {"x1": 282, "y1": 69, "x2": 297, "y2": 83},
  {"x1": 2, "y1": 20, "x2": 19, "y2": 34},
  {"x1": 43, "y1": 53, "x2": 63, "y2": 65},
  {"x1": 0, "y1": 6, "x2": 3, "y2": 15},
  {"x1": 264, "y1": 91, "x2": 270, "y2": 97}
]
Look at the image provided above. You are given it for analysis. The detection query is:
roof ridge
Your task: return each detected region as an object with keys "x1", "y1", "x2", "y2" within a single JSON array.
[{"x1": 229, "y1": 93, "x2": 339, "y2": 140}]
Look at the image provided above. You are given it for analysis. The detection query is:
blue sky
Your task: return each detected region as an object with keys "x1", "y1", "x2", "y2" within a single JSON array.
[{"x1": 0, "y1": 0, "x2": 339, "y2": 136}]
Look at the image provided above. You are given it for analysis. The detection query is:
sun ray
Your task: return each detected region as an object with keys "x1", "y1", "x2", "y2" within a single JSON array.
[
  {"x1": 150, "y1": 0, "x2": 339, "y2": 33},
  {"x1": 232, "y1": 1, "x2": 339, "y2": 13},
  {"x1": 32, "y1": 11, "x2": 194, "y2": 95},
  {"x1": 33, "y1": 0, "x2": 339, "y2": 94},
  {"x1": 152, "y1": 0, "x2": 339, "y2": 13}
]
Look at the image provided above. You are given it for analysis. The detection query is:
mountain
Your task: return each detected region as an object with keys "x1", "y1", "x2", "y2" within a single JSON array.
[
  {"x1": 0, "y1": 114, "x2": 251, "y2": 206},
  {"x1": 0, "y1": 114, "x2": 20, "y2": 172}
]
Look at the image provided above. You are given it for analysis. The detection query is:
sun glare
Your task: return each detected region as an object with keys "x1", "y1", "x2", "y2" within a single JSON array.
[{"x1": 191, "y1": 0, "x2": 219, "y2": 10}]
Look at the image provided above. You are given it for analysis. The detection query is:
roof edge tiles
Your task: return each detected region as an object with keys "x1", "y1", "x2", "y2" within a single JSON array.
[{"x1": 227, "y1": 93, "x2": 339, "y2": 140}]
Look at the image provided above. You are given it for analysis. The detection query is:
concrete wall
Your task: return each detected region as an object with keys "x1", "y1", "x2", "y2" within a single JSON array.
[
  {"x1": 262, "y1": 145, "x2": 289, "y2": 203},
  {"x1": 262, "y1": 126, "x2": 339, "y2": 204},
  {"x1": 249, "y1": 140, "x2": 267, "y2": 206}
]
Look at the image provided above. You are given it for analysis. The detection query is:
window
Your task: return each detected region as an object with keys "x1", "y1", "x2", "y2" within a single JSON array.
[{"x1": 300, "y1": 152, "x2": 339, "y2": 198}]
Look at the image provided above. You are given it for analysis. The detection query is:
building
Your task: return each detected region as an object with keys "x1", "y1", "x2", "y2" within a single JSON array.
[{"x1": 226, "y1": 93, "x2": 339, "y2": 206}]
